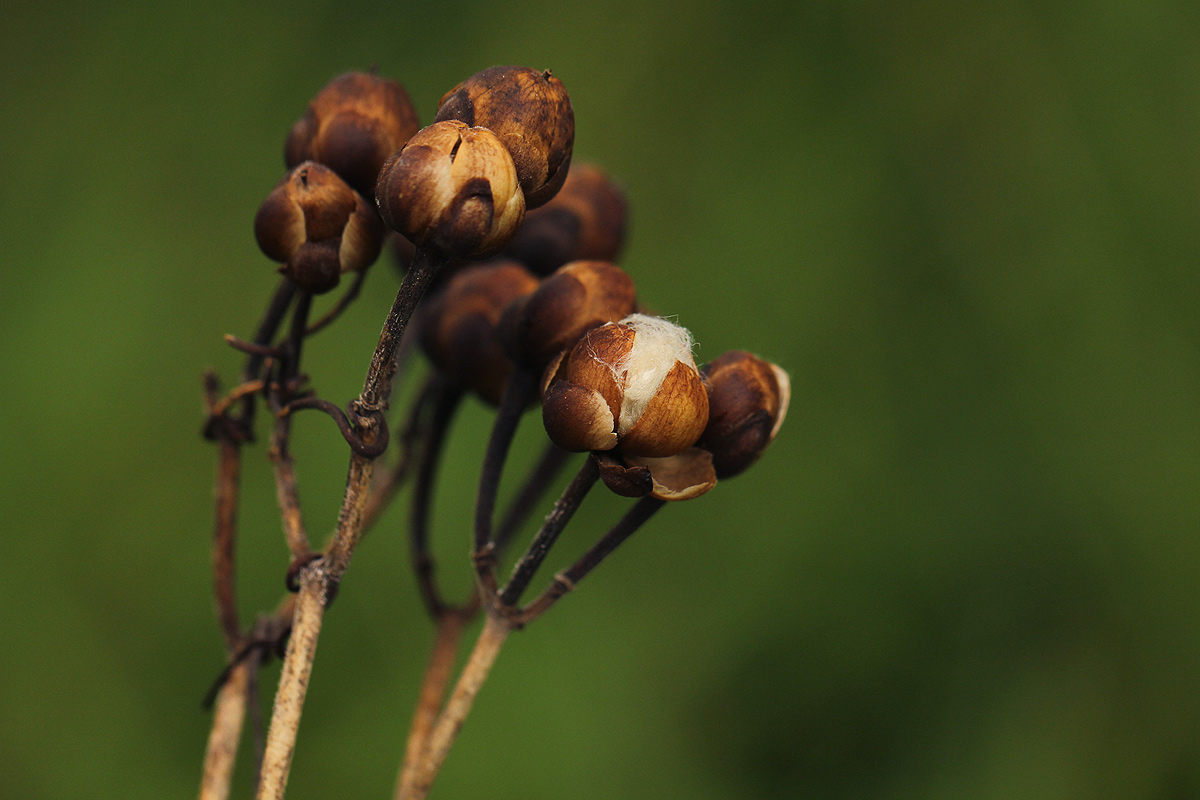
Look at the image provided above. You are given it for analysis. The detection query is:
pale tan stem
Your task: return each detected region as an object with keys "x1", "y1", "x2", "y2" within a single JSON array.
[
  {"x1": 394, "y1": 613, "x2": 470, "y2": 800},
  {"x1": 403, "y1": 614, "x2": 511, "y2": 800},
  {"x1": 199, "y1": 660, "x2": 250, "y2": 800},
  {"x1": 256, "y1": 454, "x2": 374, "y2": 800},
  {"x1": 255, "y1": 579, "x2": 327, "y2": 800}
]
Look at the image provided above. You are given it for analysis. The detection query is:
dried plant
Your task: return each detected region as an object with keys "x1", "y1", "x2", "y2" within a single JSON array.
[{"x1": 197, "y1": 64, "x2": 789, "y2": 800}]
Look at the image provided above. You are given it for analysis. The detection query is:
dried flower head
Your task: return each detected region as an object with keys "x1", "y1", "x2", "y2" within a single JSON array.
[
  {"x1": 254, "y1": 161, "x2": 384, "y2": 294},
  {"x1": 285, "y1": 71, "x2": 420, "y2": 199},
  {"x1": 418, "y1": 260, "x2": 539, "y2": 404},
  {"x1": 542, "y1": 314, "x2": 709, "y2": 458},
  {"x1": 435, "y1": 66, "x2": 574, "y2": 209},
  {"x1": 376, "y1": 121, "x2": 526, "y2": 259},
  {"x1": 501, "y1": 260, "x2": 636, "y2": 367},
  {"x1": 502, "y1": 163, "x2": 627, "y2": 275},
  {"x1": 699, "y1": 351, "x2": 790, "y2": 478}
]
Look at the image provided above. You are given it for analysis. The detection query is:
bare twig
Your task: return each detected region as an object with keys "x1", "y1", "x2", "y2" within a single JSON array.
[{"x1": 199, "y1": 660, "x2": 250, "y2": 800}]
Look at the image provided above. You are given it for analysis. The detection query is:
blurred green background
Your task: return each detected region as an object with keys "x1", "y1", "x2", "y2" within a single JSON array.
[{"x1": 2, "y1": 1, "x2": 1198, "y2": 798}]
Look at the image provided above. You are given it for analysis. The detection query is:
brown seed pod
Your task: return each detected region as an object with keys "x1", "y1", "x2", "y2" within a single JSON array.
[
  {"x1": 593, "y1": 449, "x2": 717, "y2": 502},
  {"x1": 254, "y1": 161, "x2": 384, "y2": 294},
  {"x1": 699, "y1": 351, "x2": 790, "y2": 478},
  {"x1": 376, "y1": 121, "x2": 526, "y2": 259},
  {"x1": 542, "y1": 314, "x2": 709, "y2": 458},
  {"x1": 417, "y1": 260, "x2": 539, "y2": 404},
  {"x1": 500, "y1": 260, "x2": 636, "y2": 367},
  {"x1": 501, "y1": 163, "x2": 627, "y2": 275},
  {"x1": 434, "y1": 66, "x2": 574, "y2": 209},
  {"x1": 285, "y1": 71, "x2": 420, "y2": 199}
]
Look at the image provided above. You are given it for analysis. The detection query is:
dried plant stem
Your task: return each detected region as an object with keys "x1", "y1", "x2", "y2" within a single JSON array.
[
  {"x1": 394, "y1": 610, "x2": 471, "y2": 800},
  {"x1": 212, "y1": 439, "x2": 242, "y2": 649},
  {"x1": 402, "y1": 614, "x2": 511, "y2": 800},
  {"x1": 256, "y1": 248, "x2": 443, "y2": 800},
  {"x1": 494, "y1": 442, "x2": 571, "y2": 552},
  {"x1": 199, "y1": 659, "x2": 251, "y2": 800}
]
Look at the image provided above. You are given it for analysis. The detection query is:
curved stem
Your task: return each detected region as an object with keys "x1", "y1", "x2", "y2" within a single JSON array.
[
  {"x1": 256, "y1": 247, "x2": 445, "y2": 800},
  {"x1": 493, "y1": 443, "x2": 571, "y2": 554},
  {"x1": 498, "y1": 456, "x2": 599, "y2": 608},
  {"x1": 410, "y1": 381, "x2": 464, "y2": 617},
  {"x1": 305, "y1": 268, "x2": 367, "y2": 337},
  {"x1": 269, "y1": 293, "x2": 315, "y2": 558},
  {"x1": 473, "y1": 367, "x2": 537, "y2": 552},
  {"x1": 519, "y1": 496, "x2": 665, "y2": 624},
  {"x1": 402, "y1": 614, "x2": 511, "y2": 800}
]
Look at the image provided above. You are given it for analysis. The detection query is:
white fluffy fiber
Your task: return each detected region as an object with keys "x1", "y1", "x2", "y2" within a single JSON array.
[{"x1": 613, "y1": 313, "x2": 697, "y2": 433}]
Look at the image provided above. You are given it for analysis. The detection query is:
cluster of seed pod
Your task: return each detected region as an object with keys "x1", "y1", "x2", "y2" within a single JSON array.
[{"x1": 208, "y1": 63, "x2": 791, "y2": 800}]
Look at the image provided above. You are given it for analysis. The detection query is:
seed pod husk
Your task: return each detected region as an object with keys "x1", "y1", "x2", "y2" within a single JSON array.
[
  {"x1": 376, "y1": 121, "x2": 526, "y2": 259},
  {"x1": 435, "y1": 65, "x2": 574, "y2": 209},
  {"x1": 502, "y1": 163, "x2": 627, "y2": 275},
  {"x1": 254, "y1": 161, "x2": 384, "y2": 294},
  {"x1": 501, "y1": 260, "x2": 636, "y2": 367},
  {"x1": 418, "y1": 260, "x2": 539, "y2": 404},
  {"x1": 699, "y1": 351, "x2": 790, "y2": 478},
  {"x1": 285, "y1": 71, "x2": 420, "y2": 199}
]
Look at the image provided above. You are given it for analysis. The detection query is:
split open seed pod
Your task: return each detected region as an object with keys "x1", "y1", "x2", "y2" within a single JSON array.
[
  {"x1": 541, "y1": 314, "x2": 709, "y2": 458},
  {"x1": 285, "y1": 71, "x2": 420, "y2": 199},
  {"x1": 254, "y1": 161, "x2": 384, "y2": 294},
  {"x1": 435, "y1": 65, "x2": 574, "y2": 209},
  {"x1": 376, "y1": 121, "x2": 526, "y2": 259}
]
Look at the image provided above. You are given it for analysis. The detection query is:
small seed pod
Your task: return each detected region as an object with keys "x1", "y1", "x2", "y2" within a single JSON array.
[
  {"x1": 434, "y1": 66, "x2": 574, "y2": 209},
  {"x1": 699, "y1": 351, "x2": 790, "y2": 478},
  {"x1": 254, "y1": 161, "x2": 384, "y2": 294},
  {"x1": 501, "y1": 260, "x2": 636, "y2": 367},
  {"x1": 418, "y1": 260, "x2": 539, "y2": 404},
  {"x1": 502, "y1": 163, "x2": 627, "y2": 275},
  {"x1": 376, "y1": 121, "x2": 526, "y2": 259},
  {"x1": 593, "y1": 448, "x2": 717, "y2": 502},
  {"x1": 285, "y1": 71, "x2": 420, "y2": 199},
  {"x1": 542, "y1": 314, "x2": 709, "y2": 458}
]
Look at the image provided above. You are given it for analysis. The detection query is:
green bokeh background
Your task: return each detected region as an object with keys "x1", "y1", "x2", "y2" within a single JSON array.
[{"x1": 2, "y1": 1, "x2": 1198, "y2": 798}]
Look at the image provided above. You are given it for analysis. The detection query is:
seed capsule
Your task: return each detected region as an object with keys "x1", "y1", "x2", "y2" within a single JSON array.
[
  {"x1": 435, "y1": 66, "x2": 574, "y2": 209},
  {"x1": 542, "y1": 314, "x2": 709, "y2": 458},
  {"x1": 502, "y1": 163, "x2": 627, "y2": 275},
  {"x1": 418, "y1": 260, "x2": 539, "y2": 404},
  {"x1": 376, "y1": 121, "x2": 526, "y2": 259},
  {"x1": 699, "y1": 351, "x2": 790, "y2": 478},
  {"x1": 593, "y1": 448, "x2": 717, "y2": 502},
  {"x1": 501, "y1": 260, "x2": 636, "y2": 367},
  {"x1": 254, "y1": 161, "x2": 384, "y2": 294},
  {"x1": 285, "y1": 71, "x2": 420, "y2": 199}
]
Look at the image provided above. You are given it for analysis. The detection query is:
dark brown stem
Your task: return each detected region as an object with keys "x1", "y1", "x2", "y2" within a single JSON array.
[
  {"x1": 474, "y1": 366, "x2": 538, "y2": 552},
  {"x1": 410, "y1": 380, "x2": 464, "y2": 618},
  {"x1": 494, "y1": 443, "x2": 572, "y2": 554},
  {"x1": 305, "y1": 268, "x2": 368, "y2": 337},
  {"x1": 212, "y1": 439, "x2": 242, "y2": 650},
  {"x1": 360, "y1": 371, "x2": 441, "y2": 532},
  {"x1": 269, "y1": 294, "x2": 315, "y2": 558},
  {"x1": 257, "y1": 246, "x2": 445, "y2": 800},
  {"x1": 518, "y1": 496, "x2": 665, "y2": 624},
  {"x1": 498, "y1": 456, "x2": 600, "y2": 608}
]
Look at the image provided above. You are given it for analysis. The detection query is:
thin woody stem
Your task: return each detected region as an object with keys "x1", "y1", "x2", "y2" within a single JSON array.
[
  {"x1": 256, "y1": 247, "x2": 444, "y2": 800},
  {"x1": 235, "y1": 278, "x2": 297, "y2": 432},
  {"x1": 394, "y1": 610, "x2": 471, "y2": 800},
  {"x1": 410, "y1": 380, "x2": 464, "y2": 617},
  {"x1": 199, "y1": 660, "x2": 250, "y2": 800},
  {"x1": 212, "y1": 439, "x2": 242, "y2": 649},
  {"x1": 269, "y1": 293, "x2": 315, "y2": 558},
  {"x1": 402, "y1": 614, "x2": 511, "y2": 800},
  {"x1": 498, "y1": 456, "x2": 600, "y2": 608},
  {"x1": 493, "y1": 443, "x2": 571, "y2": 553},
  {"x1": 519, "y1": 496, "x2": 665, "y2": 624},
  {"x1": 360, "y1": 368, "x2": 438, "y2": 533},
  {"x1": 305, "y1": 268, "x2": 367, "y2": 337}
]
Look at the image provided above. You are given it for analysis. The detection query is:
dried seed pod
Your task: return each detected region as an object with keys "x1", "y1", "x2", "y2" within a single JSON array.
[
  {"x1": 593, "y1": 448, "x2": 717, "y2": 502},
  {"x1": 434, "y1": 66, "x2": 574, "y2": 209},
  {"x1": 542, "y1": 314, "x2": 709, "y2": 458},
  {"x1": 285, "y1": 71, "x2": 420, "y2": 199},
  {"x1": 418, "y1": 260, "x2": 539, "y2": 404},
  {"x1": 502, "y1": 163, "x2": 627, "y2": 275},
  {"x1": 254, "y1": 161, "x2": 384, "y2": 294},
  {"x1": 501, "y1": 260, "x2": 636, "y2": 367},
  {"x1": 699, "y1": 351, "x2": 790, "y2": 478},
  {"x1": 376, "y1": 121, "x2": 526, "y2": 259}
]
